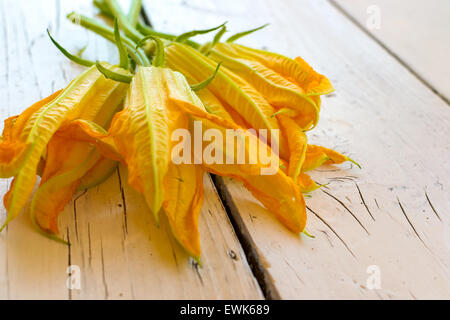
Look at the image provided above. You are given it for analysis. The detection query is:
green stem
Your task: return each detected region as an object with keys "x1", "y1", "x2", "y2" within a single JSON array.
[
  {"x1": 99, "y1": 0, "x2": 155, "y2": 58},
  {"x1": 94, "y1": 0, "x2": 201, "y2": 50},
  {"x1": 127, "y1": 0, "x2": 142, "y2": 26},
  {"x1": 104, "y1": 0, "x2": 143, "y2": 43},
  {"x1": 96, "y1": 62, "x2": 133, "y2": 83},
  {"x1": 137, "y1": 23, "x2": 174, "y2": 41},
  {"x1": 93, "y1": 0, "x2": 113, "y2": 18},
  {"x1": 67, "y1": 12, "x2": 150, "y2": 66},
  {"x1": 137, "y1": 23, "x2": 200, "y2": 49},
  {"x1": 114, "y1": 19, "x2": 130, "y2": 69},
  {"x1": 137, "y1": 35, "x2": 165, "y2": 67}
]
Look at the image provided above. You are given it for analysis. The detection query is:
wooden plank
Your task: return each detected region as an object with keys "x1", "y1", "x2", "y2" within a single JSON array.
[
  {"x1": 0, "y1": 0, "x2": 263, "y2": 300},
  {"x1": 144, "y1": 0, "x2": 450, "y2": 299},
  {"x1": 332, "y1": 0, "x2": 450, "y2": 102}
]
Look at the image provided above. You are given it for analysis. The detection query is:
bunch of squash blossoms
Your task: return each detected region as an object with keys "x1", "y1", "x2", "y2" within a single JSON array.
[{"x1": 0, "y1": 0, "x2": 359, "y2": 262}]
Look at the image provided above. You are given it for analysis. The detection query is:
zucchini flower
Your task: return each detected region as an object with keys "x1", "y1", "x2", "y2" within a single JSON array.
[
  {"x1": 208, "y1": 43, "x2": 335, "y2": 130},
  {"x1": 165, "y1": 42, "x2": 290, "y2": 160},
  {"x1": 169, "y1": 78, "x2": 308, "y2": 234},
  {"x1": 1, "y1": 64, "x2": 128, "y2": 234}
]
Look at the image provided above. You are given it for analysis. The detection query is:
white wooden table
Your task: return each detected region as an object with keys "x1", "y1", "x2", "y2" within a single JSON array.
[{"x1": 0, "y1": 0, "x2": 449, "y2": 300}]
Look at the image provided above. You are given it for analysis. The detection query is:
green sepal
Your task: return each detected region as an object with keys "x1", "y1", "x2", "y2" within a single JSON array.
[
  {"x1": 271, "y1": 109, "x2": 294, "y2": 118},
  {"x1": 202, "y1": 25, "x2": 228, "y2": 56},
  {"x1": 114, "y1": 19, "x2": 130, "y2": 70},
  {"x1": 212, "y1": 26, "x2": 227, "y2": 47},
  {"x1": 191, "y1": 62, "x2": 222, "y2": 91},
  {"x1": 175, "y1": 22, "x2": 227, "y2": 44},
  {"x1": 137, "y1": 35, "x2": 165, "y2": 67},
  {"x1": 67, "y1": 11, "x2": 151, "y2": 67},
  {"x1": 137, "y1": 23, "x2": 201, "y2": 49},
  {"x1": 227, "y1": 24, "x2": 269, "y2": 43},
  {"x1": 302, "y1": 230, "x2": 316, "y2": 239},
  {"x1": 347, "y1": 157, "x2": 362, "y2": 169},
  {"x1": 96, "y1": 62, "x2": 133, "y2": 83},
  {"x1": 47, "y1": 29, "x2": 94, "y2": 67}
]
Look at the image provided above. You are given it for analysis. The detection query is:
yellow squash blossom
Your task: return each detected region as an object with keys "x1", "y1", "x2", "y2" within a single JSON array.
[
  {"x1": 303, "y1": 145, "x2": 360, "y2": 173},
  {"x1": 167, "y1": 73, "x2": 307, "y2": 234},
  {"x1": 29, "y1": 138, "x2": 102, "y2": 237},
  {"x1": 55, "y1": 66, "x2": 205, "y2": 256},
  {"x1": 0, "y1": 90, "x2": 62, "y2": 178},
  {"x1": 164, "y1": 163, "x2": 205, "y2": 259},
  {"x1": 77, "y1": 157, "x2": 119, "y2": 191},
  {"x1": 110, "y1": 67, "x2": 172, "y2": 224},
  {"x1": 165, "y1": 42, "x2": 289, "y2": 160},
  {"x1": 29, "y1": 77, "x2": 127, "y2": 237},
  {"x1": 1, "y1": 64, "x2": 128, "y2": 231},
  {"x1": 209, "y1": 43, "x2": 334, "y2": 130},
  {"x1": 278, "y1": 115, "x2": 308, "y2": 182}
]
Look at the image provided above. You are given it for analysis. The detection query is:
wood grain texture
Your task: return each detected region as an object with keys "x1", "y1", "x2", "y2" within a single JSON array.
[
  {"x1": 143, "y1": 0, "x2": 450, "y2": 299},
  {"x1": 0, "y1": 0, "x2": 263, "y2": 300},
  {"x1": 333, "y1": 0, "x2": 450, "y2": 102}
]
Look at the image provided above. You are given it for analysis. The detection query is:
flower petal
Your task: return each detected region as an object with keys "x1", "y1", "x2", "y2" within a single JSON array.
[
  {"x1": 3, "y1": 65, "x2": 127, "y2": 229},
  {"x1": 163, "y1": 164, "x2": 204, "y2": 259},
  {"x1": 169, "y1": 92, "x2": 307, "y2": 233},
  {"x1": 278, "y1": 115, "x2": 307, "y2": 182},
  {"x1": 109, "y1": 67, "x2": 170, "y2": 223},
  {"x1": 166, "y1": 43, "x2": 289, "y2": 159},
  {"x1": 30, "y1": 136, "x2": 101, "y2": 235}
]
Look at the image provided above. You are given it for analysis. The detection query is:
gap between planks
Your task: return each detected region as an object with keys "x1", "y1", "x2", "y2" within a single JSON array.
[
  {"x1": 141, "y1": 0, "x2": 450, "y2": 299},
  {"x1": 139, "y1": 5, "x2": 273, "y2": 300},
  {"x1": 211, "y1": 175, "x2": 280, "y2": 300},
  {"x1": 0, "y1": 0, "x2": 263, "y2": 300}
]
